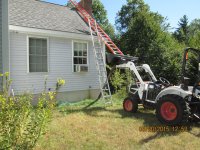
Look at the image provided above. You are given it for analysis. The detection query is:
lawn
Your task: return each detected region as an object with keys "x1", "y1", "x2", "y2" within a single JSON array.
[{"x1": 35, "y1": 97, "x2": 200, "y2": 150}]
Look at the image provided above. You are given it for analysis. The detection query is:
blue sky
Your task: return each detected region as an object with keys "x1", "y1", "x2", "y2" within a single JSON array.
[{"x1": 44, "y1": 0, "x2": 200, "y2": 30}]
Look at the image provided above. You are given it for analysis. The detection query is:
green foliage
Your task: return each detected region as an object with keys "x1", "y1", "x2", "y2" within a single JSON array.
[
  {"x1": 116, "y1": 0, "x2": 149, "y2": 32},
  {"x1": 181, "y1": 18, "x2": 200, "y2": 84},
  {"x1": 115, "y1": 0, "x2": 184, "y2": 83},
  {"x1": 189, "y1": 32, "x2": 200, "y2": 48},
  {"x1": 110, "y1": 68, "x2": 133, "y2": 98},
  {"x1": 110, "y1": 69, "x2": 125, "y2": 91},
  {"x1": 188, "y1": 19, "x2": 200, "y2": 48},
  {"x1": 0, "y1": 73, "x2": 65, "y2": 149},
  {"x1": 173, "y1": 15, "x2": 189, "y2": 45},
  {"x1": 66, "y1": 1, "x2": 74, "y2": 8},
  {"x1": 92, "y1": 0, "x2": 107, "y2": 25},
  {"x1": 92, "y1": 0, "x2": 115, "y2": 39}
]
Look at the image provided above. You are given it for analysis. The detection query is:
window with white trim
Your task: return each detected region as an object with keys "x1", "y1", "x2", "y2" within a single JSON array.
[
  {"x1": 29, "y1": 37, "x2": 48, "y2": 72},
  {"x1": 73, "y1": 41, "x2": 88, "y2": 72}
]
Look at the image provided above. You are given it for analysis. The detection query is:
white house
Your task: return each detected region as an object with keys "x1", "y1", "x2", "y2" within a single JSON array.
[
  {"x1": 1, "y1": 0, "x2": 102, "y2": 102},
  {"x1": 0, "y1": 0, "x2": 9, "y2": 90}
]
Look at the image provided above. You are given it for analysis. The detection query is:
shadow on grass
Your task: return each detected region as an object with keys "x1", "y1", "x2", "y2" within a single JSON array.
[
  {"x1": 60, "y1": 105, "x2": 160, "y2": 126},
  {"x1": 59, "y1": 104, "x2": 200, "y2": 144},
  {"x1": 139, "y1": 122, "x2": 200, "y2": 144},
  {"x1": 61, "y1": 105, "x2": 150, "y2": 116},
  {"x1": 139, "y1": 120, "x2": 200, "y2": 144}
]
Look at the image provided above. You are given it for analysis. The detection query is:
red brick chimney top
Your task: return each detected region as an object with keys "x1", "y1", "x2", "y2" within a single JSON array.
[{"x1": 79, "y1": 0, "x2": 93, "y2": 16}]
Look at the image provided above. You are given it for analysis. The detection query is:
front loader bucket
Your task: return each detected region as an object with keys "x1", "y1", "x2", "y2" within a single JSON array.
[{"x1": 106, "y1": 53, "x2": 138, "y2": 65}]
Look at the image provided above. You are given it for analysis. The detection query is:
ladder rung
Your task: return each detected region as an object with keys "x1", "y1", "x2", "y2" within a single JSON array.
[
  {"x1": 105, "y1": 101, "x2": 112, "y2": 105},
  {"x1": 114, "y1": 52, "x2": 122, "y2": 54},
  {"x1": 101, "y1": 35, "x2": 108, "y2": 38},
  {"x1": 99, "y1": 71, "x2": 107, "y2": 74},
  {"x1": 108, "y1": 43, "x2": 114, "y2": 45},
  {"x1": 103, "y1": 95, "x2": 112, "y2": 98},
  {"x1": 102, "y1": 89, "x2": 109, "y2": 91},
  {"x1": 99, "y1": 68, "x2": 106, "y2": 70},
  {"x1": 99, "y1": 78, "x2": 107, "y2": 81},
  {"x1": 108, "y1": 45, "x2": 116, "y2": 48},
  {"x1": 97, "y1": 58, "x2": 103, "y2": 61},
  {"x1": 99, "y1": 75, "x2": 107, "y2": 78}
]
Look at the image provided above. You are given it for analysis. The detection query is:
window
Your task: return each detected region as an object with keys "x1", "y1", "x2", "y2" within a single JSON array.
[
  {"x1": 73, "y1": 41, "x2": 88, "y2": 72},
  {"x1": 29, "y1": 37, "x2": 48, "y2": 72}
]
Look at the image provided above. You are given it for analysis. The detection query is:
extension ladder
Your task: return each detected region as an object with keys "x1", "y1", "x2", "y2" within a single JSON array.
[
  {"x1": 88, "y1": 20, "x2": 112, "y2": 104},
  {"x1": 69, "y1": 0, "x2": 123, "y2": 104},
  {"x1": 69, "y1": 0, "x2": 124, "y2": 55}
]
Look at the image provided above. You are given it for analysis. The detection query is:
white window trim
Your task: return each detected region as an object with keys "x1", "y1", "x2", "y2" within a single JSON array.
[
  {"x1": 72, "y1": 40, "x2": 89, "y2": 73},
  {"x1": 27, "y1": 35, "x2": 49, "y2": 73}
]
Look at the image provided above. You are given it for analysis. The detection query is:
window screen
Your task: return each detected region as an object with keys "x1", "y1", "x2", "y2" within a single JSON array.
[
  {"x1": 29, "y1": 38, "x2": 48, "y2": 72},
  {"x1": 73, "y1": 42, "x2": 88, "y2": 72}
]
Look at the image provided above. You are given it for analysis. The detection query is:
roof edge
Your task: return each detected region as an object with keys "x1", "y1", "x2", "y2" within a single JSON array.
[
  {"x1": 35, "y1": 0, "x2": 71, "y2": 9},
  {"x1": 9, "y1": 25, "x2": 92, "y2": 40}
]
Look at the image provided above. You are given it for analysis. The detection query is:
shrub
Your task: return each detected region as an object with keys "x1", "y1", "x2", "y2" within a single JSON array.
[
  {"x1": 110, "y1": 68, "x2": 133, "y2": 98},
  {"x1": 0, "y1": 73, "x2": 65, "y2": 149}
]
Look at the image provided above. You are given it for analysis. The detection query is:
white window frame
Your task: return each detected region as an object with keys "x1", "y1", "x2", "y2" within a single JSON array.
[
  {"x1": 27, "y1": 35, "x2": 49, "y2": 73},
  {"x1": 72, "y1": 40, "x2": 89, "y2": 72}
]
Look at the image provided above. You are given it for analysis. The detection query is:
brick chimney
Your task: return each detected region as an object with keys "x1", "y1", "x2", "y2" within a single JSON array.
[{"x1": 79, "y1": 0, "x2": 93, "y2": 16}]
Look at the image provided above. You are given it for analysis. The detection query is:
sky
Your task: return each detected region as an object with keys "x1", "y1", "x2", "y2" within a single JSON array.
[{"x1": 44, "y1": 0, "x2": 200, "y2": 31}]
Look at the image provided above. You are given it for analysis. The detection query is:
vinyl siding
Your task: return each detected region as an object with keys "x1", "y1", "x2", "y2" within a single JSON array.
[
  {"x1": 0, "y1": 0, "x2": 3, "y2": 89},
  {"x1": 10, "y1": 32, "x2": 100, "y2": 94}
]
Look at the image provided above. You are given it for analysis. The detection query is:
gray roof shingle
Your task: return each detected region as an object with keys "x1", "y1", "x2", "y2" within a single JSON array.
[{"x1": 9, "y1": 0, "x2": 90, "y2": 35}]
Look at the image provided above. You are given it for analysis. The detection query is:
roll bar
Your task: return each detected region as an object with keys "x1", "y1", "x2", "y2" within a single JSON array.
[{"x1": 181, "y1": 47, "x2": 200, "y2": 87}]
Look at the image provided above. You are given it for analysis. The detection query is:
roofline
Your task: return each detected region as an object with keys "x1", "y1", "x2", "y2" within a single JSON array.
[
  {"x1": 9, "y1": 25, "x2": 92, "y2": 41},
  {"x1": 9, "y1": 23, "x2": 90, "y2": 36},
  {"x1": 35, "y1": 0, "x2": 71, "y2": 9}
]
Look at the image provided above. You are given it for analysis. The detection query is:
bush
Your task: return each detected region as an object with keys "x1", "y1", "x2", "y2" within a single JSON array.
[
  {"x1": 0, "y1": 73, "x2": 65, "y2": 149},
  {"x1": 110, "y1": 68, "x2": 133, "y2": 98}
]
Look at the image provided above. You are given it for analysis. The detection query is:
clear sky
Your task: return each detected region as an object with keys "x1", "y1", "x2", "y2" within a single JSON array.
[{"x1": 44, "y1": 0, "x2": 200, "y2": 30}]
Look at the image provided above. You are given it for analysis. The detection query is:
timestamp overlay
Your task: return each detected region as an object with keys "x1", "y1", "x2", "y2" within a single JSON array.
[{"x1": 139, "y1": 125, "x2": 190, "y2": 132}]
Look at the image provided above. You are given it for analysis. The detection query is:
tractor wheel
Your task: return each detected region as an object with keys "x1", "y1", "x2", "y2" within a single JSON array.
[
  {"x1": 123, "y1": 97, "x2": 138, "y2": 113},
  {"x1": 156, "y1": 95, "x2": 190, "y2": 125}
]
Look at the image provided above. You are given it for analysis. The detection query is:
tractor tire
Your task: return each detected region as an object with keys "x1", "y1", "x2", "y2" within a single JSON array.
[
  {"x1": 123, "y1": 97, "x2": 138, "y2": 113},
  {"x1": 156, "y1": 95, "x2": 190, "y2": 125}
]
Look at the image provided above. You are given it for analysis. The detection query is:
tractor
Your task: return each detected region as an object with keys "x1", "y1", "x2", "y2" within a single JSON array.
[{"x1": 109, "y1": 48, "x2": 200, "y2": 125}]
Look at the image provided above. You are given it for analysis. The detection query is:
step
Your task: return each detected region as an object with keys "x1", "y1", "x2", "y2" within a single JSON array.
[
  {"x1": 102, "y1": 88, "x2": 109, "y2": 91},
  {"x1": 114, "y1": 51, "x2": 122, "y2": 54},
  {"x1": 105, "y1": 101, "x2": 112, "y2": 106},
  {"x1": 97, "y1": 58, "x2": 104, "y2": 61},
  {"x1": 95, "y1": 47, "x2": 102, "y2": 49},
  {"x1": 103, "y1": 95, "x2": 112, "y2": 99},
  {"x1": 99, "y1": 76, "x2": 107, "y2": 79}
]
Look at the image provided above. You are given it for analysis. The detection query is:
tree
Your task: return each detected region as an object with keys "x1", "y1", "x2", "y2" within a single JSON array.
[
  {"x1": 188, "y1": 19, "x2": 200, "y2": 48},
  {"x1": 189, "y1": 19, "x2": 200, "y2": 36},
  {"x1": 187, "y1": 19, "x2": 200, "y2": 84},
  {"x1": 115, "y1": 0, "x2": 183, "y2": 83},
  {"x1": 173, "y1": 15, "x2": 189, "y2": 45},
  {"x1": 66, "y1": 1, "x2": 73, "y2": 8},
  {"x1": 92, "y1": 0, "x2": 115, "y2": 39},
  {"x1": 67, "y1": 0, "x2": 115, "y2": 39}
]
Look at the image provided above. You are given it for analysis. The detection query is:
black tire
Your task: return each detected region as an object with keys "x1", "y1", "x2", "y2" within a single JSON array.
[
  {"x1": 156, "y1": 95, "x2": 190, "y2": 125},
  {"x1": 123, "y1": 97, "x2": 138, "y2": 113}
]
